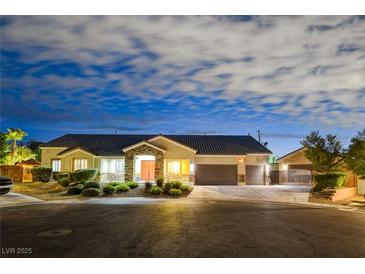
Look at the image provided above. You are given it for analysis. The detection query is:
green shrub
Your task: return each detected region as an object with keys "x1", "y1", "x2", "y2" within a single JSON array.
[
  {"x1": 169, "y1": 188, "x2": 182, "y2": 196},
  {"x1": 52, "y1": 172, "x2": 62, "y2": 180},
  {"x1": 67, "y1": 185, "x2": 84, "y2": 195},
  {"x1": 57, "y1": 176, "x2": 71, "y2": 187},
  {"x1": 163, "y1": 182, "x2": 173, "y2": 193},
  {"x1": 69, "y1": 172, "x2": 77, "y2": 182},
  {"x1": 180, "y1": 184, "x2": 191, "y2": 192},
  {"x1": 109, "y1": 181, "x2": 123, "y2": 187},
  {"x1": 314, "y1": 173, "x2": 347, "y2": 191},
  {"x1": 156, "y1": 177, "x2": 164, "y2": 187},
  {"x1": 125, "y1": 181, "x2": 138, "y2": 189},
  {"x1": 115, "y1": 184, "x2": 130, "y2": 193},
  {"x1": 73, "y1": 169, "x2": 98, "y2": 182},
  {"x1": 145, "y1": 182, "x2": 152, "y2": 191},
  {"x1": 103, "y1": 184, "x2": 116, "y2": 194},
  {"x1": 81, "y1": 188, "x2": 100, "y2": 197},
  {"x1": 171, "y1": 181, "x2": 182, "y2": 189},
  {"x1": 84, "y1": 181, "x2": 100, "y2": 189},
  {"x1": 31, "y1": 167, "x2": 52, "y2": 182},
  {"x1": 55, "y1": 172, "x2": 70, "y2": 181},
  {"x1": 150, "y1": 186, "x2": 162, "y2": 195}
]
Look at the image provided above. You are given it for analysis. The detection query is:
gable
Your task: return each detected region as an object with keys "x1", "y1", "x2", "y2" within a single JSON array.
[{"x1": 149, "y1": 136, "x2": 196, "y2": 159}]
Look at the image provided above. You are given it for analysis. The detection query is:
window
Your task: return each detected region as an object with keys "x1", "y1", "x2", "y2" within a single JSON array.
[
  {"x1": 167, "y1": 159, "x2": 189, "y2": 175},
  {"x1": 167, "y1": 161, "x2": 180, "y2": 174},
  {"x1": 51, "y1": 159, "x2": 61, "y2": 172},
  {"x1": 74, "y1": 159, "x2": 88, "y2": 170},
  {"x1": 100, "y1": 159, "x2": 124, "y2": 173}
]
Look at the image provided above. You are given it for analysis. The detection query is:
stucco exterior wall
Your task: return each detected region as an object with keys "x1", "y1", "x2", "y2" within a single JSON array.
[
  {"x1": 244, "y1": 155, "x2": 269, "y2": 165},
  {"x1": 62, "y1": 150, "x2": 95, "y2": 171},
  {"x1": 40, "y1": 148, "x2": 66, "y2": 168},
  {"x1": 41, "y1": 148, "x2": 95, "y2": 172},
  {"x1": 278, "y1": 149, "x2": 311, "y2": 169}
]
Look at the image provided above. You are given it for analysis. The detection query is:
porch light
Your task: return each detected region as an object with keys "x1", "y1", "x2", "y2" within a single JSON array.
[
  {"x1": 238, "y1": 158, "x2": 243, "y2": 162},
  {"x1": 283, "y1": 164, "x2": 288, "y2": 170}
]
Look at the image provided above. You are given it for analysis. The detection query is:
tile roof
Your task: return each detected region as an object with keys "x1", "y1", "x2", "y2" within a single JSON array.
[{"x1": 41, "y1": 134, "x2": 272, "y2": 156}]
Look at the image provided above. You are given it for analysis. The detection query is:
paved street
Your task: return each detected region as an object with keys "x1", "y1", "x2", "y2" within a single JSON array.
[{"x1": 1, "y1": 198, "x2": 365, "y2": 258}]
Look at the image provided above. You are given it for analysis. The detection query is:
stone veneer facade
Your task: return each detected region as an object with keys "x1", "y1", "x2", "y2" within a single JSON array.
[{"x1": 124, "y1": 144, "x2": 164, "y2": 182}]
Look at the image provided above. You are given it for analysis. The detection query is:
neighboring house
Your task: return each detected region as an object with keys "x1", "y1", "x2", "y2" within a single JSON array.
[
  {"x1": 277, "y1": 147, "x2": 358, "y2": 187},
  {"x1": 277, "y1": 147, "x2": 313, "y2": 185},
  {"x1": 40, "y1": 134, "x2": 272, "y2": 185}
]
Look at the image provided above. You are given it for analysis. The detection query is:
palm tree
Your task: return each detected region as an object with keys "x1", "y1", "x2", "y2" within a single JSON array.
[
  {"x1": 6, "y1": 128, "x2": 28, "y2": 165},
  {"x1": 14, "y1": 146, "x2": 36, "y2": 164}
]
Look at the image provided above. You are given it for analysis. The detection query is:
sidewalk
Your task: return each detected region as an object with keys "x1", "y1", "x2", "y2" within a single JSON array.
[{"x1": 0, "y1": 193, "x2": 43, "y2": 207}]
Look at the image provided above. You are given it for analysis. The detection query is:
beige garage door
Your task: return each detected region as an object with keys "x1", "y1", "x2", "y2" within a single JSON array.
[
  {"x1": 195, "y1": 164, "x2": 237, "y2": 185},
  {"x1": 245, "y1": 165, "x2": 265, "y2": 185}
]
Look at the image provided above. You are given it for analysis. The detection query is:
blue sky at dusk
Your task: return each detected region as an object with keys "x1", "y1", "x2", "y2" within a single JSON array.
[{"x1": 1, "y1": 16, "x2": 364, "y2": 156}]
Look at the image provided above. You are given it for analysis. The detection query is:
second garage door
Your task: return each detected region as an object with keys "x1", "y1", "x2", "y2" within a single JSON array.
[
  {"x1": 245, "y1": 165, "x2": 265, "y2": 185},
  {"x1": 195, "y1": 164, "x2": 237, "y2": 185}
]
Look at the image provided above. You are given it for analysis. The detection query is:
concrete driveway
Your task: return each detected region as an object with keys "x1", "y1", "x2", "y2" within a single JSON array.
[{"x1": 189, "y1": 185, "x2": 312, "y2": 204}]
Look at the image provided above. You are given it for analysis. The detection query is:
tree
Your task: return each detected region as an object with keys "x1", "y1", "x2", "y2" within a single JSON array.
[
  {"x1": 6, "y1": 128, "x2": 28, "y2": 165},
  {"x1": 301, "y1": 131, "x2": 344, "y2": 173},
  {"x1": 345, "y1": 129, "x2": 365, "y2": 178},
  {"x1": 26, "y1": 140, "x2": 44, "y2": 161},
  {"x1": 0, "y1": 132, "x2": 8, "y2": 164}
]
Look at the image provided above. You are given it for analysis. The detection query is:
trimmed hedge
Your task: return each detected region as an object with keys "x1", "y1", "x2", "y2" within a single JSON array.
[
  {"x1": 73, "y1": 169, "x2": 98, "y2": 182},
  {"x1": 314, "y1": 173, "x2": 347, "y2": 191},
  {"x1": 169, "y1": 188, "x2": 182, "y2": 196},
  {"x1": 125, "y1": 181, "x2": 138, "y2": 189},
  {"x1": 81, "y1": 188, "x2": 100, "y2": 197},
  {"x1": 103, "y1": 184, "x2": 116, "y2": 194},
  {"x1": 31, "y1": 167, "x2": 52, "y2": 182},
  {"x1": 150, "y1": 186, "x2": 162, "y2": 195},
  {"x1": 115, "y1": 184, "x2": 129, "y2": 193},
  {"x1": 156, "y1": 177, "x2": 164, "y2": 187},
  {"x1": 84, "y1": 181, "x2": 100, "y2": 189},
  {"x1": 67, "y1": 185, "x2": 84, "y2": 195},
  {"x1": 57, "y1": 176, "x2": 71, "y2": 187}
]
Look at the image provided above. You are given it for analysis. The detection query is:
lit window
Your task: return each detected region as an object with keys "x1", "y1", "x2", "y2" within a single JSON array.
[
  {"x1": 74, "y1": 159, "x2": 88, "y2": 170},
  {"x1": 51, "y1": 159, "x2": 61, "y2": 172},
  {"x1": 100, "y1": 159, "x2": 124, "y2": 173},
  {"x1": 167, "y1": 160, "x2": 190, "y2": 175},
  {"x1": 167, "y1": 161, "x2": 180, "y2": 174},
  {"x1": 181, "y1": 160, "x2": 189, "y2": 175}
]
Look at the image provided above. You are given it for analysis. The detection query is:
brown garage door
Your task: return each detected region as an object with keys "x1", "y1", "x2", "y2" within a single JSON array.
[
  {"x1": 195, "y1": 164, "x2": 237, "y2": 185},
  {"x1": 245, "y1": 165, "x2": 265, "y2": 185}
]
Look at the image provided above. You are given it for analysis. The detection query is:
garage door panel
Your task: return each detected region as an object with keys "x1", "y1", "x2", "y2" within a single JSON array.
[
  {"x1": 196, "y1": 164, "x2": 237, "y2": 185},
  {"x1": 245, "y1": 165, "x2": 265, "y2": 185}
]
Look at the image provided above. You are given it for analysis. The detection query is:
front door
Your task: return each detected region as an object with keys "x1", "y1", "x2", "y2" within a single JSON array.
[{"x1": 141, "y1": 160, "x2": 155, "y2": 181}]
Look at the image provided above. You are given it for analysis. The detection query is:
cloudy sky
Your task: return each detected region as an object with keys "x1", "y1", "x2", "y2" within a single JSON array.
[{"x1": 1, "y1": 16, "x2": 364, "y2": 155}]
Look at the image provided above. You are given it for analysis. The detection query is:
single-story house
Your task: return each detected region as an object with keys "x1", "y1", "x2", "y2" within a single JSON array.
[
  {"x1": 277, "y1": 147, "x2": 358, "y2": 187},
  {"x1": 40, "y1": 134, "x2": 272, "y2": 185}
]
